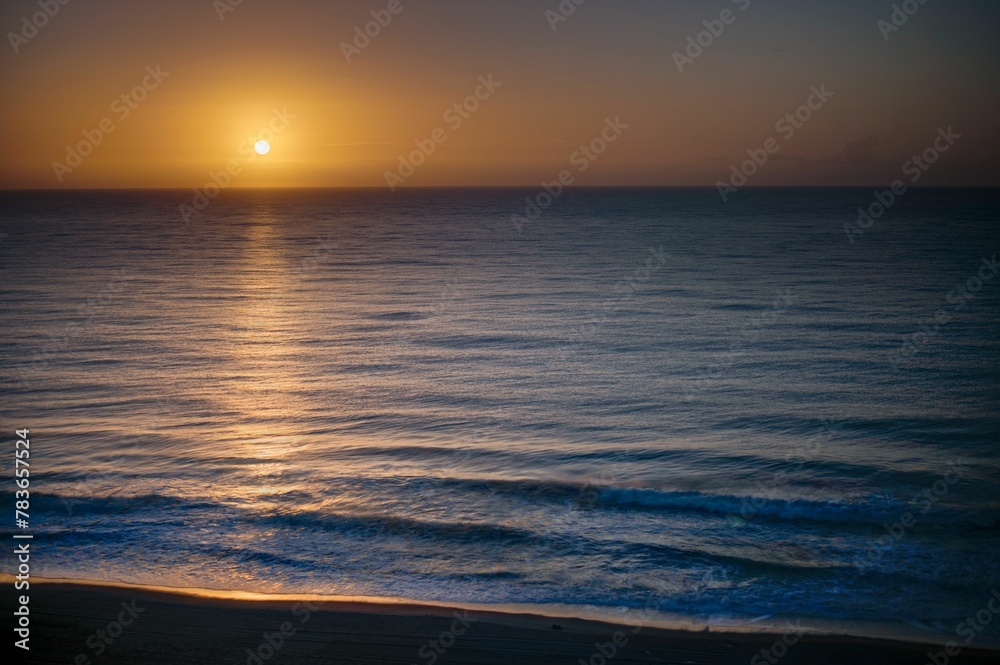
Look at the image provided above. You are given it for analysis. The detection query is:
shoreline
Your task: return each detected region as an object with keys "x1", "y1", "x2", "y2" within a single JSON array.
[{"x1": 6, "y1": 576, "x2": 1000, "y2": 664}]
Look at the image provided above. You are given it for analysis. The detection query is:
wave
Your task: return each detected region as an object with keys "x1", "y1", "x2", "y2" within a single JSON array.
[
  {"x1": 597, "y1": 487, "x2": 900, "y2": 524},
  {"x1": 427, "y1": 477, "x2": 976, "y2": 527},
  {"x1": 368, "y1": 311, "x2": 431, "y2": 321},
  {"x1": 23, "y1": 469, "x2": 976, "y2": 530},
  {"x1": 266, "y1": 509, "x2": 539, "y2": 545},
  {"x1": 715, "y1": 415, "x2": 1000, "y2": 445}
]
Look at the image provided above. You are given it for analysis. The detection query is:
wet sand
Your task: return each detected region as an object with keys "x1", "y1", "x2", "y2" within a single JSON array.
[{"x1": 8, "y1": 579, "x2": 999, "y2": 664}]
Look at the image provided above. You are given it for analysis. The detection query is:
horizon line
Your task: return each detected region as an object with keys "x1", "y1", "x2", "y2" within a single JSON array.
[{"x1": 3, "y1": 185, "x2": 999, "y2": 193}]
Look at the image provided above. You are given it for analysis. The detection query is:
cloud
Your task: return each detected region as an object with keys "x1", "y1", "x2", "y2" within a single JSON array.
[{"x1": 839, "y1": 134, "x2": 886, "y2": 164}]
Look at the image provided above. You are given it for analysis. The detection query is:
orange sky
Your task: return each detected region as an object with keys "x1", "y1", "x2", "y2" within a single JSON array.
[{"x1": 1, "y1": 0, "x2": 998, "y2": 189}]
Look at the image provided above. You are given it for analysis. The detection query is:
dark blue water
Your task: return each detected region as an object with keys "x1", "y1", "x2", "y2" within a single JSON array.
[{"x1": 1, "y1": 188, "x2": 998, "y2": 640}]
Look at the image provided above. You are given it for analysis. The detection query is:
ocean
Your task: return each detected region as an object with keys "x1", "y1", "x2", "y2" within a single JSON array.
[{"x1": 2, "y1": 187, "x2": 999, "y2": 643}]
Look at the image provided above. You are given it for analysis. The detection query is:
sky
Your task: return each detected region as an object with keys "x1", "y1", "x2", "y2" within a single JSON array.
[{"x1": 1, "y1": 0, "x2": 999, "y2": 189}]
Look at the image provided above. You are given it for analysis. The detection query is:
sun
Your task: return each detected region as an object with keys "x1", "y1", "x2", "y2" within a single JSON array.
[{"x1": 254, "y1": 140, "x2": 270, "y2": 155}]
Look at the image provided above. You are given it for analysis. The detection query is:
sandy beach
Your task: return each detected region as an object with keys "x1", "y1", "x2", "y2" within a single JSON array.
[{"x1": 4, "y1": 578, "x2": 996, "y2": 665}]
